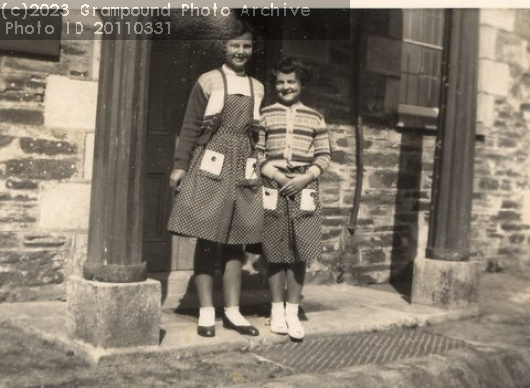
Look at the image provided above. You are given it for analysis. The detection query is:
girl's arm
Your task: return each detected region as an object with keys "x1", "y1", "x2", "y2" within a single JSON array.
[
  {"x1": 307, "y1": 117, "x2": 331, "y2": 179},
  {"x1": 173, "y1": 82, "x2": 208, "y2": 171},
  {"x1": 257, "y1": 115, "x2": 289, "y2": 186}
]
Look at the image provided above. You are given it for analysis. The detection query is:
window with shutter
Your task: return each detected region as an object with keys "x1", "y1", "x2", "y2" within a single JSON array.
[{"x1": 397, "y1": 9, "x2": 445, "y2": 129}]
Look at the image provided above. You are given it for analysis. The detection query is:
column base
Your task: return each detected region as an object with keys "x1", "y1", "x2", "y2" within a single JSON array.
[
  {"x1": 411, "y1": 256, "x2": 480, "y2": 309},
  {"x1": 66, "y1": 276, "x2": 161, "y2": 348}
]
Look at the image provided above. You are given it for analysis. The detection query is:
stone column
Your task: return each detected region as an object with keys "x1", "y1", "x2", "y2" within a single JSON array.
[
  {"x1": 411, "y1": 10, "x2": 481, "y2": 309},
  {"x1": 66, "y1": 16, "x2": 161, "y2": 349}
]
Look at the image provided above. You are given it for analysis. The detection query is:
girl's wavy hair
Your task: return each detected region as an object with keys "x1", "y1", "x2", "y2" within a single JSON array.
[{"x1": 272, "y1": 57, "x2": 312, "y2": 84}]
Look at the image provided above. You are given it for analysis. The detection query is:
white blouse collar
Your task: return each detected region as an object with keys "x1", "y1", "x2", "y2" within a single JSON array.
[{"x1": 222, "y1": 64, "x2": 246, "y2": 77}]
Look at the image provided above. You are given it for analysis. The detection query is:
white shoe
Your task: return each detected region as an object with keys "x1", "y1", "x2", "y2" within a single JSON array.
[
  {"x1": 270, "y1": 315, "x2": 288, "y2": 335},
  {"x1": 286, "y1": 313, "x2": 304, "y2": 341}
]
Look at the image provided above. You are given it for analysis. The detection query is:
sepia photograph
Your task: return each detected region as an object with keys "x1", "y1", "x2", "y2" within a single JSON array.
[{"x1": 0, "y1": 2, "x2": 529, "y2": 387}]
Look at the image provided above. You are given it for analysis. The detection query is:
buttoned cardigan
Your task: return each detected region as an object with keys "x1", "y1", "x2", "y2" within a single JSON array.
[{"x1": 257, "y1": 102, "x2": 331, "y2": 179}]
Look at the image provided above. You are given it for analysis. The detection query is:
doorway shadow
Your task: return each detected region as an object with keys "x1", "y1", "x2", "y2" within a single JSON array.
[
  {"x1": 169, "y1": 242, "x2": 272, "y2": 320},
  {"x1": 389, "y1": 129, "x2": 433, "y2": 302}
]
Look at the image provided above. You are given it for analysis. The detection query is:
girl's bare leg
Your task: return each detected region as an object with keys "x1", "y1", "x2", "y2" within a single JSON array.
[
  {"x1": 221, "y1": 245, "x2": 256, "y2": 332},
  {"x1": 194, "y1": 239, "x2": 216, "y2": 334},
  {"x1": 222, "y1": 244, "x2": 244, "y2": 307},
  {"x1": 285, "y1": 262, "x2": 306, "y2": 340},
  {"x1": 286, "y1": 262, "x2": 306, "y2": 304},
  {"x1": 268, "y1": 263, "x2": 287, "y2": 303}
]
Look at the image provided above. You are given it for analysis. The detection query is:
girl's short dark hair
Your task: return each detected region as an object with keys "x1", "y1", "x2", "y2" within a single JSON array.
[{"x1": 273, "y1": 57, "x2": 311, "y2": 84}]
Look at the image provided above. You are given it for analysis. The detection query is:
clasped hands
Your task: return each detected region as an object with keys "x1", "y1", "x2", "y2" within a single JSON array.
[{"x1": 273, "y1": 170, "x2": 313, "y2": 198}]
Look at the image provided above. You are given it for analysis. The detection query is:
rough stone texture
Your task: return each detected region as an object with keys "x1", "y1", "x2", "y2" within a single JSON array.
[
  {"x1": 19, "y1": 137, "x2": 77, "y2": 156},
  {"x1": 478, "y1": 60, "x2": 510, "y2": 96},
  {"x1": 39, "y1": 183, "x2": 91, "y2": 230},
  {"x1": 0, "y1": 18, "x2": 98, "y2": 301},
  {"x1": 43, "y1": 75, "x2": 98, "y2": 130},
  {"x1": 83, "y1": 133, "x2": 95, "y2": 180},
  {"x1": 477, "y1": 93, "x2": 495, "y2": 129},
  {"x1": 5, "y1": 178, "x2": 38, "y2": 190},
  {"x1": 479, "y1": 25, "x2": 498, "y2": 60},
  {"x1": 0, "y1": 231, "x2": 19, "y2": 248},
  {"x1": 66, "y1": 276, "x2": 161, "y2": 348},
  {"x1": 22, "y1": 234, "x2": 69, "y2": 248},
  {"x1": 2, "y1": 158, "x2": 77, "y2": 180},
  {"x1": 0, "y1": 250, "x2": 66, "y2": 302},
  {"x1": 411, "y1": 257, "x2": 480, "y2": 308},
  {"x1": 473, "y1": 9, "x2": 530, "y2": 273},
  {"x1": 480, "y1": 9, "x2": 516, "y2": 32},
  {"x1": 0, "y1": 109, "x2": 44, "y2": 126}
]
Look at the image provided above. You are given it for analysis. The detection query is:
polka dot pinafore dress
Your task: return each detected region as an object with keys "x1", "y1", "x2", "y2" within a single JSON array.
[
  {"x1": 261, "y1": 166, "x2": 323, "y2": 264},
  {"x1": 167, "y1": 76, "x2": 263, "y2": 245}
]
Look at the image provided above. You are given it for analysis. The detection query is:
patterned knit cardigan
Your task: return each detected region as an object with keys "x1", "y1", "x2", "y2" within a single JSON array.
[
  {"x1": 257, "y1": 102, "x2": 331, "y2": 178},
  {"x1": 174, "y1": 67, "x2": 264, "y2": 170}
]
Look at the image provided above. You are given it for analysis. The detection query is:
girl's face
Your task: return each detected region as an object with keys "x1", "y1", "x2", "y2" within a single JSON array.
[
  {"x1": 275, "y1": 71, "x2": 301, "y2": 106},
  {"x1": 223, "y1": 32, "x2": 253, "y2": 72}
]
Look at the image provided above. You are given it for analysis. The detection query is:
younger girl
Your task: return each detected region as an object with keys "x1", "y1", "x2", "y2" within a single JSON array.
[{"x1": 257, "y1": 58, "x2": 331, "y2": 341}]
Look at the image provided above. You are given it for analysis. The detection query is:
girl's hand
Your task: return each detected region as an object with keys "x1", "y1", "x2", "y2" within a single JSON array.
[
  {"x1": 170, "y1": 168, "x2": 187, "y2": 189},
  {"x1": 279, "y1": 173, "x2": 313, "y2": 197},
  {"x1": 272, "y1": 170, "x2": 291, "y2": 187}
]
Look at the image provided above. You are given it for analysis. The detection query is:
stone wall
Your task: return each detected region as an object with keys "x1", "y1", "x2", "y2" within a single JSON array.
[
  {"x1": 0, "y1": 13, "x2": 99, "y2": 301},
  {"x1": 313, "y1": 122, "x2": 435, "y2": 285},
  {"x1": 280, "y1": 32, "x2": 436, "y2": 286},
  {"x1": 473, "y1": 9, "x2": 530, "y2": 272}
]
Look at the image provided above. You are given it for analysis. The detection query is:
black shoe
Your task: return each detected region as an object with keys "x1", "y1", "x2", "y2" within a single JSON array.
[
  {"x1": 197, "y1": 325, "x2": 215, "y2": 337},
  {"x1": 222, "y1": 315, "x2": 259, "y2": 336}
]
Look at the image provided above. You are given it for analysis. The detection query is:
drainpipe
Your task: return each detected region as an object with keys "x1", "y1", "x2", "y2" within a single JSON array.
[
  {"x1": 347, "y1": 12, "x2": 364, "y2": 236},
  {"x1": 348, "y1": 116, "x2": 364, "y2": 236}
]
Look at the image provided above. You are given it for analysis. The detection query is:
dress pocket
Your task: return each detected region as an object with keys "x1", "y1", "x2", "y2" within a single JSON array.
[
  {"x1": 199, "y1": 149, "x2": 224, "y2": 178},
  {"x1": 263, "y1": 187, "x2": 278, "y2": 210},
  {"x1": 239, "y1": 157, "x2": 260, "y2": 187},
  {"x1": 300, "y1": 189, "x2": 317, "y2": 212},
  {"x1": 245, "y1": 158, "x2": 258, "y2": 180}
]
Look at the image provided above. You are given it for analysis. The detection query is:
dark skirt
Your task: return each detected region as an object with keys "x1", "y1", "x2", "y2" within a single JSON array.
[{"x1": 261, "y1": 165, "x2": 322, "y2": 264}]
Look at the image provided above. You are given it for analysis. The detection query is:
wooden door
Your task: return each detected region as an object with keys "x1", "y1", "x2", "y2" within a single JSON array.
[{"x1": 143, "y1": 39, "x2": 225, "y2": 272}]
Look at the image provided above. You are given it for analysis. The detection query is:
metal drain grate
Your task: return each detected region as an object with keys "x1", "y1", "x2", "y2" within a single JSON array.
[{"x1": 252, "y1": 331, "x2": 469, "y2": 373}]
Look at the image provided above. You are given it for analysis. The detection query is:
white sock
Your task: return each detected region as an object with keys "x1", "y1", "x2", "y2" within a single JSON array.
[
  {"x1": 224, "y1": 306, "x2": 251, "y2": 326},
  {"x1": 271, "y1": 302, "x2": 285, "y2": 317},
  {"x1": 285, "y1": 302, "x2": 304, "y2": 339},
  {"x1": 285, "y1": 302, "x2": 299, "y2": 317},
  {"x1": 198, "y1": 306, "x2": 215, "y2": 327}
]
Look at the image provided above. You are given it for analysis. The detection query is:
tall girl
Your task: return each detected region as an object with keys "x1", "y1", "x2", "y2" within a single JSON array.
[{"x1": 168, "y1": 20, "x2": 264, "y2": 338}]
